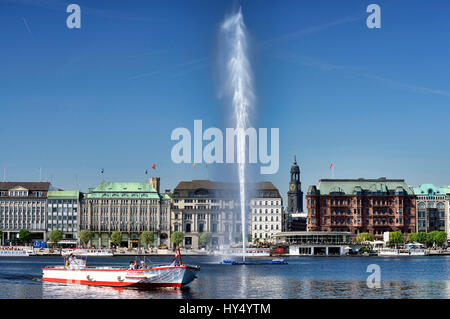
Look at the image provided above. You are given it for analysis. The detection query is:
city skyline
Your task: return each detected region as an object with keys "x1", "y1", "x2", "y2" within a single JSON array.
[{"x1": 2, "y1": 0, "x2": 450, "y2": 212}]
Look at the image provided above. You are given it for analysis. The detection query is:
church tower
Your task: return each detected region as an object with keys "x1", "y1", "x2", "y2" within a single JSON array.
[{"x1": 288, "y1": 155, "x2": 303, "y2": 213}]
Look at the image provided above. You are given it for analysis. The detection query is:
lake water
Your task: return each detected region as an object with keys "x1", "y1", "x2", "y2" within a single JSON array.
[{"x1": 1, "y1": 255, "x2": 450, "y2": 299}]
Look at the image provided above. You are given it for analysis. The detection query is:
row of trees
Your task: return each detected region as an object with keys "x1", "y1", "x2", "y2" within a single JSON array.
[
  {"x1": 8, "y1": 229, "x2": 252, "y2": 248},
  {"x1": 76, "y1": 230, "x2": 213, "y2": 249},
  {"x1": 389, "y1": 231, "x2": 448, "y2": 247},
  {"x1": 77, "y1": 230, "x2": 158, "y2": 248},
  {"x1": 407, "y1": 231, "x2": 447, "y2": 247},
  {"x1": 354, "y1": 231, "x2": 448, "y2": 248}
]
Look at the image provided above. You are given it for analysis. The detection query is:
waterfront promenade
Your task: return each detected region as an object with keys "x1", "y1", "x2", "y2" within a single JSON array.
[
  {"x1": 0, "y1": 246, "x2": 211, "y2": 257},
  {"x1": 3, "y1": 246, "x2": 450, "y2": 257}
]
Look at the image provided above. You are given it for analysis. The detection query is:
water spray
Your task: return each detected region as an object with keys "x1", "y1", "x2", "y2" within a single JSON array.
[{"x1": 221, "y1": 7, "x2": 254, "y2": 262}]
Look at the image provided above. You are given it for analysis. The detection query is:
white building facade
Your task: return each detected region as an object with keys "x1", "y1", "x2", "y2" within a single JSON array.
[{"x1": 250, "y1": 197, "x2": 283, "y2": 243}]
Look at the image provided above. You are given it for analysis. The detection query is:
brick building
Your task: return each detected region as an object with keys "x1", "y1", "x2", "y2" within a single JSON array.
[{"x1": 306, "y1": 178, "x2": 416, "y2": 238}]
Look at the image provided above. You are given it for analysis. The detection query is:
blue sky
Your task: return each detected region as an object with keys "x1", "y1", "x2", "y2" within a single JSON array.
[{"x1": 1, "y1": 0, "x2": 450, "y2": 210}]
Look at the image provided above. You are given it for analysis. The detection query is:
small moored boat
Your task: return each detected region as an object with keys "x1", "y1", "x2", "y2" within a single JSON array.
[
  {"x1": 220, "y1": 258, "x2": 288, "y2": 265},
  {"x1": 214, "y1": 247, "x2": 271, "y2": 257}
]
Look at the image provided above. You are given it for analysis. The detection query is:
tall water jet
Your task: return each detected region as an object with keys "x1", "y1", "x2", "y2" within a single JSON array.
[{"x1": 220, "y1": 7, "x2": 254, "y2": 262}]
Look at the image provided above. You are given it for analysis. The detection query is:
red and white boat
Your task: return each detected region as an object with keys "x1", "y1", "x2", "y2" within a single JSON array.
[{"x1": 42, "y1": 249, "x2": 199, "y2": 288}]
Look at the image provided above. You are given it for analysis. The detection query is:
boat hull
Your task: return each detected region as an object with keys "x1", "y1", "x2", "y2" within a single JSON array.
[{"x1": 42, "y1": 265, "x2": 199, "y2": 288}]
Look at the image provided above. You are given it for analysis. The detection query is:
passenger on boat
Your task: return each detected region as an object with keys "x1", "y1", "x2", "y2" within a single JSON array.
[{"x1": 129, "y1": 261, "x2": 136, "y2": 270}]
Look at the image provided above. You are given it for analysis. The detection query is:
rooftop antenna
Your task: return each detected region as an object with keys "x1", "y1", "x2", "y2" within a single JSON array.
[
  {"x1": 39, "y1": 166, "x2": 42, "y2": 182},
  {"x1": 2, "y1": 165, "x2": 6, "y2": 182}
]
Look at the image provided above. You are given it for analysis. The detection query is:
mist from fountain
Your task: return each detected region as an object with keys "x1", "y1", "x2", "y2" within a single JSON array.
[{"x1": 220, "y1": 7, "x2": 254, "y2": 262}]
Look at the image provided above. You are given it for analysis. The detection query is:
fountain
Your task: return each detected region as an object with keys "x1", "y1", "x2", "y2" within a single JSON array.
[{"x1": 220, "y1": 7, "x2": 253, "y2": 262}]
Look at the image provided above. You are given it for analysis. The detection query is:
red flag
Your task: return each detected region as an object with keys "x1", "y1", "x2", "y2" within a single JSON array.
[
  {"x1": 330, "y1": 163, "x2": 334, "y2": 169},
  {"x1": 175, "y1": 249, "x2": 180, "y2": 257},
  {"x1": 152, "y1": 163, "x2": 156, "y2": 169}
]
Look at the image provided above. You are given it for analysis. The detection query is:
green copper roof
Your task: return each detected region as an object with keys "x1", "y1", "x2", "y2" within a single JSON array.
[
  {"x1": 86, "y1": 182, "x2": 160, "y2": 199},
  {"x1": 312, "y1": 178, "x2": 414, "y2": 195},
  {"x1": 413, "y1": 184, "x2": 448, "y2": 196},
  {"x1": 47, "y1": 191, "x2": 80, "y2": 199}
]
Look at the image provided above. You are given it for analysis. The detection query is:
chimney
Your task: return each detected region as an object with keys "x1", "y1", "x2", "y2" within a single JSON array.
[{"x1": 150, "y1": 177, "x2": 160, "y2": 193}]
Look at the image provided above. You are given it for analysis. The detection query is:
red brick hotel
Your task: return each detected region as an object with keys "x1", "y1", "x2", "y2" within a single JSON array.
[{"x1": 306, "y1": 178, "x2": 416, "y2": 238}]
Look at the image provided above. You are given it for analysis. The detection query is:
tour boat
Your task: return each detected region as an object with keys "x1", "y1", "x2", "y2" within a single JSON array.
[
  {"x1": 214, "y1": 247, "x2": 271, "y2": 257},
  {"x1": 43, "y1": 249, "x2": 200, "y2": 288},
  {"x1": 0, "y1": 247, "x2": 35, "y2": 257},
  {"x1": 61, "y1": 248, "x2": 114, "y2": 257},
  {"x1": 377, "y1": 248, "x2": 428, "y2": 256}
]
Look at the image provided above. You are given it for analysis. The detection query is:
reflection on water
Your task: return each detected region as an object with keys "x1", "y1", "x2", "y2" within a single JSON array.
[
  {"x1": 42, "y1": 282, "x2": 192, "y2": 299},
  {"x1": 2, "y1": 255, "x2": 450, "y2": 298}
]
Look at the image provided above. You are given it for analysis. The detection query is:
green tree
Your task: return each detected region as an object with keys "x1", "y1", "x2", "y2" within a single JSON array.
[
  {"x1": 407, "y1": 233, "x2": 416, "y2": 243},
  {"x1": 426, "y1": 231, "x2": 447, "y2": 247},
  {"x1": 0, "y1": 230, "x2": 3, "y2": 246},
  {"x1": 140, "y1": 231, "x2": 155, "y2": 249},
  {"x1": 415, "y1": 232, "x2": 428, "y2": 244},
  {"x1": 360, "y1": 246, "x2": 370, "y2": 253},
  {"x1": 48, "y1": 230, "x2": 64, "y2": 248},
  {"x1": 435, "y1": 231, "x2": 448, "y2": 247},
  {"x1": 79, "y1": 230, "x2": 94, "y2": 248},
  {"x1": 171, "y1": 231, "x2": 184, "y2": 248},
  {"x1": 110, "y1": 231, "x2": 123, "y2": 248},
  {"x1": 426, "y1": 231, "x2": 437, "y2": 247},
  {"x1": 18, "y1": 229, "x2": 33, "y2": 245},
  {"x1": 389, "y1": 231, "x2": 404, "y2": 248},
  {"x1": 198, "y1": 232, "x2": 212, "y2": 248},
  {"x1": 356, "y1": 232, "x2": 374, "y2": 243}
]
